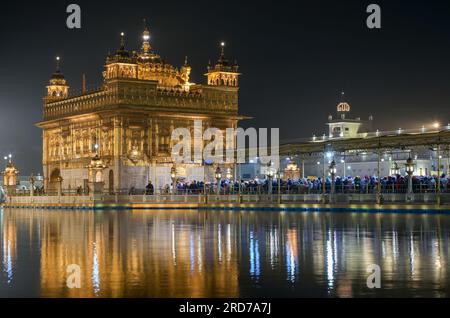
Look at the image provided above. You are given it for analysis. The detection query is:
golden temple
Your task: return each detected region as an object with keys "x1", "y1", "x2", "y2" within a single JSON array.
[{"x1": 37, "y1": 24, "x2": 245, "y2": 193}]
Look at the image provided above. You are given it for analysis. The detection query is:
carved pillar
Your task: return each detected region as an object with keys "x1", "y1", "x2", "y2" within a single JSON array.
[
  {"x1": 155, "y1": 120, "x2": 159, "y2": 155},
  {"x1": 43, "y1": 130, "x2": 49, "y2": 190},
  {"x1": 148, "y1": 118, "x2": 153, "y2": 158},
  {"x1": 113, "y1": 117, "x2": 122, "y2": 191}
]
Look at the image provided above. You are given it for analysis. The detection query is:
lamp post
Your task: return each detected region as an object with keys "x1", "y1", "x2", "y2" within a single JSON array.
[
  {"x1": 226, "y1": 167, "x2": 232, "y2": 194},
  {"x1": 437, "y1": 145, "x2": 441, "y2": 205},
  {"x1": 170, "y1": 165, "x2": 176, "y2": 194},
  {"x1": 329, "y1": 160, "x2": 337, "y2": 194},
  {"x1": 226, "y1": 168, "x2": 232, "y2": 180},
  {"x1": 215, "y1": 166, "x2": 222, "y2": 195},
  {"x1": 390, "y1": 161, "x2": 400, "y2": 193},
  {"x1": 276, "y1": 169, "x2": 281, "y2": 204},
  {"x1": 267, "y1": 164, "x2": 274, "y2": 198},
  {"x1": 29, "y1": 174, "x2": 36, "y2": 197},
  {"x1": 390, "y1": 161, "x2": 400, "y2": 176},
  {"x1": 405, "y1": 156, "x2": 415, "y2": 199}
]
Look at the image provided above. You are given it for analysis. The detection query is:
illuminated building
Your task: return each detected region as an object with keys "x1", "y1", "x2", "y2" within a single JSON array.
[
  {"x1": 327, "y1": 92, "x2": 373, "y2": 138},
  {"x1": 37, "y1": 25, "x2": 245, "y2": 192},
  {"x1": 280, "y1": 95, "x2": 450, "y2": 179}
]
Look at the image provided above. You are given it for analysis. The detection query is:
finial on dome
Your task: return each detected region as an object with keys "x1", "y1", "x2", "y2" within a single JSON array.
[
  {"x1": 217, "y1": 41, "x2": 229, "y2": 65},
  {"x1": 56, "y1": 56, "x2": 61, "y2": 72},
  {"x1": 141, "y1": 19, "x2": 151, "y2": 54},
  {"x1": 120, "y1": 32, "x2": 125, "y2": 49},
  {"x1": 220, "y1": 42, "x2": 226, "y2": 58}
]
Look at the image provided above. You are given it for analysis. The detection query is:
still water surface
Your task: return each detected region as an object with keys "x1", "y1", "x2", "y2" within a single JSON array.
[{"x1": 0, "y1": 208, "x2": 449, "y2": 298}]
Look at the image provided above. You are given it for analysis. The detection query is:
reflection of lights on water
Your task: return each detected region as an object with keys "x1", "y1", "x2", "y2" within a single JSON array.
[
  {"x1": 171, "y1": 222, "x2": 176, "y2": 266},
  {"x1": 285, "y1": 238, "x2": 296, "y2": 283},
  {"x1": 432, "y1": 239, "x2": 442, "y2": 270},
  {"x1": 3, "y1": 240, "x2": 13, "y2": 285},
  {"x1": 92, "y1": 242, "x2": 100, "y2": 294},
  {"x1": 197, "y1": 233, "x2": 202, "y2": 273},
  {"x1": 409, "y1": 234, "x2": 415, "y2": 276},
  {"x1": 269, "y1": 228, "x2": 278, "y2": 268},
  {"x1": 218, "y1": 224, "x2": 222, "y2": 263},
  {"x1": 227, "y1": 224, "x2": 231, "y2": 262},
  {"x1": 392, "y1": 231, "x2": 398, "y2": 262},
  {"x1": 285, "y1": 229, "x2": 298, "y2": 283},
  {"x1": 249, "y1": 231, "x2": 260, "y2": 280},
  {"x1": 326, "y1": 230, "x2": 336, "y2": 291},
  {"x1": 190, "y1": 234, "x2": 195, "y2": 272}
]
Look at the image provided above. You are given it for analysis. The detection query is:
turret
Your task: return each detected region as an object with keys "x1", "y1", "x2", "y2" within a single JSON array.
[
  {"x1": 104, "y1": 32, "x2": 138, "y2": 80},
  {"x1": 44, "y1": 57, "x2": 69, "y2": 104},
  {"x1": 2, "y1": 158, "x2": 19, "y2": 195},
  {"x1": 205, "y1": 42, "x2": 240, "y2": 87},
  {"x1": 180, "y1": 56, "x2": 192, "y2": 91}
]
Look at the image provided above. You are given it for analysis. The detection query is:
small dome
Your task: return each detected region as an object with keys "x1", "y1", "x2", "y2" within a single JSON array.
[
  {"x1": 337, "y1": 102, "x2": 351, "y2": 112},
  {"x1": 50, "y1": 70, "x2": 65, "y2": 80}
]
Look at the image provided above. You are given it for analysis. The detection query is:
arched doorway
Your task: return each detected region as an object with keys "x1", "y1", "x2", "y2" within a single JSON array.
[
  {"x1": 108, "y1": 170, "x2": 114, "y2": 194},
  {"x1": 48, "y1": 168, "x2": 61, "y2": 194}
]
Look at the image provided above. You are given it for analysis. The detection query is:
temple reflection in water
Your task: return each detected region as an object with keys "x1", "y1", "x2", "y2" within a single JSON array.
[{"x1": 1, "y1": 209, "x2": 450, "y2": 297}]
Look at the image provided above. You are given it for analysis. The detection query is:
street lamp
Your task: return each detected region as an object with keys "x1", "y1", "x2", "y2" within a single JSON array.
[
  {"x1": 390, "y1": 162, "x2": 400, "y2": 176},
  {"x1": 29, "y1": 174, "x2": 36, "y2": 197},
  {"x1": 226, "y1": 167, "x2": 232, "y2": 180},
  {"x1": 170, "y1": 165, "x2": 177, "y2": 194},
  {"x1": 329, "y1": 160, "x2": 337, "y2": 194},
  {"x1": 405, "y1": 156, "x2": 415, "y2": 196},
  {"x1": 267, "y1": 164, "x2": 274, "y2": 196},
  {"x1": 215, "y1": 166, "x2": 222, "y2": 194}
]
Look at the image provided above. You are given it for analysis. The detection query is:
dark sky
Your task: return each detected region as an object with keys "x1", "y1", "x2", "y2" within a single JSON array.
[{"x1": 1, "y1": 0, "x2": 450, "y2": 175}]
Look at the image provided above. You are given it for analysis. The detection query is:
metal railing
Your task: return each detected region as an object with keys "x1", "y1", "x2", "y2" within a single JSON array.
[{"x1": 5, "y1": 190, "x2": 450, "y2": 206}]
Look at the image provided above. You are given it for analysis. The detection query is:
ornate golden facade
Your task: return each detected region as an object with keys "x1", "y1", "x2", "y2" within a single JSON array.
[{"x1": 37, "y1": 26, "x2": 245, "y2": 192}]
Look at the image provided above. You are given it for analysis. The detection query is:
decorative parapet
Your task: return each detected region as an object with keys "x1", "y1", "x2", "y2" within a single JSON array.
[{"x1": 42, "y1": 79, "x2": 239, "y2": 121}]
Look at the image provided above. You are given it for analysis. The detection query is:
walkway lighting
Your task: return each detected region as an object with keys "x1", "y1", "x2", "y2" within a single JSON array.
[
  {"x1": 215, "y1": 167, "x2": 222, "y2": 194},
  {"x1": 405, "y1": 156, "x2": 415, "y2": 196},
  {"x1": 267, "y1": 162, "x2": 274, "y2": 196},
  {"x1": 170, "y1": 165, "x2": 177, "y2": 193},
  {"x1": 329, "y1": 160, "x2": 337, "y2": 194},
  {"x1": 390, "y1": 162, "x2": 400, "y2": 176},
  {"x1": 226, "y1": 168, "x2": 232, "y2": 180},
  {"x1": 405, "y1": 157, "x2": 414, "y2": 176},
  {"x1": 329, "y1": 160, "x2": 337, "y2": 175}
]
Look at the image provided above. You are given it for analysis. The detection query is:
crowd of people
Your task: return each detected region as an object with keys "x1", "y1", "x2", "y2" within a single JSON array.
[{"x1": 141, "y1": 174, "x2": 450, "y2": 195}]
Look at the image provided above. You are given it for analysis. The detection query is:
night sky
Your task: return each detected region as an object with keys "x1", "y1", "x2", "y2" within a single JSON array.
[{"x1": 1, "y1": 0, "x2": 450, "y2": 175}]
